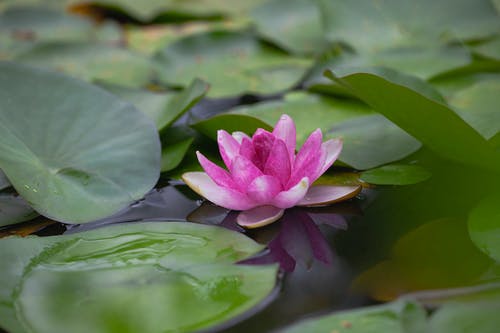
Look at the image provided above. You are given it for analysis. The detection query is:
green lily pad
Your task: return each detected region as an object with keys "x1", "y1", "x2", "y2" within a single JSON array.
[
  {"x1": 154, "y1": 30, "x2": 311, "y2": 97},
  {"x1": 160, "y1": 126, "x2": 196, "y2": 172},
  {"x1": 0, "y1": 193, "x2": 38, "y2": 227},
  {"x1": 232, "y1": 91, "x2": 371, "y2": 144},
  {"x1": 192, "y1": 114, "x2": 273, "y2": 140},
  {"x1": 0, "y1": 169, "x2": 10, "y2": 191},
  {"x1": 360, "y1": 164, "x2": 432, "y2": 186},
  {"x1": 449, "y1": 80, "x2": 500, "y2": 140},
  {"x1": 429, "y1": 300, "x2": 500, "y2": 333},
  {"x1": 228, "y1": 92, "x2": 419, "y2": 170},
  {"x1": 251, "y1": 0, "x2": 324, "y2": 55},
  {"x1": 318, "y1": 0, "x2": 500, "y2": 52},
  {"x1": 101, "y1": 78, "x2": 208, "y2": 131},
  {"x1": 468, "y1": 194, "x2": 500, "y2": 262},
  {"x1": 0, "y1": 62, "x2": 160, "y2": 223},
  {"x1": 282, "y1": 300, "x2": 426, "y2": 333},
  {"x1": 16, "y1": 41, "x2": 158, "y2": 88},
  {"x1": 474, "y1": 37, "x2": 500, "y2": 60},
  {"x1": 326, "y1": 69, "x2": 500, "y2": 171},
  {"x1": 0, "y1": 221, "x2": 277, "y2": 333}
]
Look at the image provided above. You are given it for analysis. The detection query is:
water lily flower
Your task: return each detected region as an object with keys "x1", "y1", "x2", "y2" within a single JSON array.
[{"x1": 182, "y1": 114, "x2": 361, "y2": 228}]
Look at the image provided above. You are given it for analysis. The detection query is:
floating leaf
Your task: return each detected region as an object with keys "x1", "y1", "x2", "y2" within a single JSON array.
[
  {"x1": 0, "y1": 169, "x2": 10, "y2": 191},
  {"x1": 331, "y1": 115, "x2": 421, "y2": 170},
  {"x1": 251, "y1": 0, "x2": 324, "y2": 55},
  {"x1": 160, "y1": 126, "x2": 196, "y2": 172},
  {"x1": 17, "y1": 41, "x2": 158, "y2": 88},
  {"x1": 281, "y1": 300, "x2": 426, "y2": 333},
  {"x1": 468, "y1": 194, "x2": 500, "y2": 262},
  {"x1": 318, "y1": 0, "x2": 500, "y2": 52},
  {"x1": 360, "y1": 164, "x2": 432, "y2": 186},
  {"x1": 326, "y1": 69, "x2": 500, "y2": 171},
  {"x1": 0, "y1": 221, "x2": 277, "y2": 333},
  {"x1": 155, "y1": 30, "x2": 311, "y2": 97},
  {"x1": 429, "y1": 300, "x2": 500, "y2": 333},
  {"x1": 0, "y1": 193, "x2": 38, "y2": 227},
  {"x1": 232, "y1": 91, "x2": 371, "y2": 144},
  {"x1": 0, "y1": 62, "x2": 160, "y2": 223},
  {"x1": 449, "y1": 80, "x2": 500, "y2": 140},
  {"x1": 101, "y1": 78, "x2": 208, "y2": 131},
  {"x1": 191, "y1": 114, "x2": 272, "y2": 140}
]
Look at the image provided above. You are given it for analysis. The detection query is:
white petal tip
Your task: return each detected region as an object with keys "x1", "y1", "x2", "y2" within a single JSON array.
[
  {"x1": 237, "y1": 206, "x2": 284, "y2": 229},
  {"x1": 297, "y1": 185, "x2": 361, "y2": 207}
]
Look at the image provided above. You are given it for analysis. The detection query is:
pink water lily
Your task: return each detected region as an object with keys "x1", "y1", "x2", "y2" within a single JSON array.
[{"x1": 182, "y1": 114, "x2": 361, "y2": 228}]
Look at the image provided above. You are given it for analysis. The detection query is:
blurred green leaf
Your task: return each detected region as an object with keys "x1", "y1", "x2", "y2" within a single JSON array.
[
  {"x1": 160, "y1": 126, "x2": 196, "y2": 172},
  {"x1": 468, "y1": 194, "x2": 500, "y2": 262},
  {"x1": 318, "y1": 0, "x2": 500, "y2": 52},
  {"x1": 0, "y1": 62, "x2": 160, "y2": 223},
  {"x1": 0, "y1": 193, "x2": 38, "y2": 227},
  {"x1": 449, "y1": 80, "x2": 500, "y2": 140},
  {"x1": 361, "y1": 164, "x2": 432, "y2": 186},
  {"x1": 155, "y1": 30, "x2": 311, "y2": 97},
  {"x1": 191, "y1": 113, "x2": 272, "y2": 140},
  {"x1": 326, "y1": 69, "x2": 500, "y2": 171},
  {"x1": 0, "y1": 221, "x2": 277, "y2": 333},
  {"x1": 251, "y1": 0, "x2": 324, "y2": 55},
  {"x1": 281, "y1": 300, "x2": 426, "y2": 333},
  {"x1": 0, "y1": 169, "x2": 10, "y2": 191},
  {"x1": 17, "y1": 41, "x2": 158, "y2": 88}
]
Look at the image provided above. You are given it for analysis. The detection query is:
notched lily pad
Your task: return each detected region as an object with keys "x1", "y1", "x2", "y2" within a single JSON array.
[{"x1": 0, "y1": 221, "x2": 277, "y2": 333}]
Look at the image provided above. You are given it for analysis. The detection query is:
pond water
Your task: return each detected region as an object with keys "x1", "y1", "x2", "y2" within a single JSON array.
[{"x1": 2, "y1": 149, "x2": 495, "y2": 332}]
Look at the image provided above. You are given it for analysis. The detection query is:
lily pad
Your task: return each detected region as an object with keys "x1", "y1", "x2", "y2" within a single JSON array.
[
  {"x1": 360, "y1": 164, "x2": 432, "y2": 186},
  {"x1": 449, "y1": 80, "x2": 500, "y2": 140},
  {"x1": 0, "y1": 62, "x2": 161, "y2": 223},
  {"x1": 154, "y1": 30, "x2": 311, "y2": 97},
  {"x1": 250, "y1": 0, "x2": 324, "y2": 55},
  {"x1": 101, "y1": 78, "x2": 208, "y2": 131},
  {"x1": 160, "y1": 126, "x2": 196, "y2": 172},
  {"x1": 0, "y1": 6, "x2": 120, "y2": 59},
  {"x1": 16, "y1": 41, "x2": 158, "y2": 88},
  {"x1": 468, "y1": 194, "x2": 500, "y2": 262},
  {"x1": 326, "y1": 69, "x2": 500, "y2": 171},
  {"x1": 0, "y1": 193, "x2": 38, "y2": 227},
  {"x1": 318, "y1": 0, "x2": 500, "y2": 52},
  {"x1": 429, "y1": 300, "x2": 500, "y2": 333},
  {"x1": 0, "y1": 221, "x2": 278, "y2": 333},
  {"x1": 191, "y1": 114, "x2": 273, "y2": 140},
  {"x1": 281, "y1": 300, "x2": 426, "y2": 333},
  {"x1": 0, "y1": 169, "x2": 10, "y2": 191}
]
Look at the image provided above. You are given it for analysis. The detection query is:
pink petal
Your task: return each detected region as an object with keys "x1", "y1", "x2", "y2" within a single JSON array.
[
  {"x1": 272, "y1": 177, "x2": 310, "y2": 208},
  {"x1": 236, "y1": 205, "x2": 284, "y2": 228},
  {"x1": 230, "y1": 155, "x2": 263, "y2": 190},
  {"x1": 264, "y1": 139, "x2": 291, "y2": 187},
  {"x1": 287, "y1": 129, "x2": 324, "y2": 187},
  {"x1": 217, "y1": 130, "x2": 240, "y2": 169},
  {"x1": 252, "y1": 128, "x2": 276, "y2": 169},
  {"x1": 239, "y1": 136, "x2": 257, "y2": 163},
  {"x1": 272, "y1": 114, "x2": 296, "y2": 163},
  {"x1": 196, "y1": 151, "x2": 236, "y2": 189},
  {"x1": 297, "y1": 185, "x2": 361, "y2": 207},
  {"x1": 232, "y1": 131, "x2": 250, "y2": 144},
  {"x1": 319, "y1": 139, "x2": 343, "y2": 175},
  {"x1": 246, "y1": 175, "x2": 282, "y2": 204},
  {"x1": 182, "y1": 172, "x2": 256, "y2": 210}
]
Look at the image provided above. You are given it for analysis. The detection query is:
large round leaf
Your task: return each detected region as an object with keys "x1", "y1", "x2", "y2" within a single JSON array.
[
  {"x1": 0, "y1": 221, "x2": 277, "y2": 333},
  {"x1": 0, "y1": 62, "x2": 161, "y2": 223}
]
